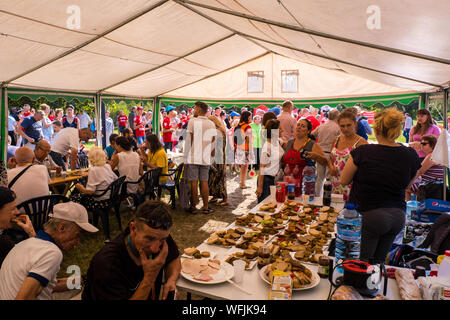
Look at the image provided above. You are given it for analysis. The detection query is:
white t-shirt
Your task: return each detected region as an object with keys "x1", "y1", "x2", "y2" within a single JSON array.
[
  {"x1": 260, "y1": 140, "x2": 284, "y2": 177},
  {"x1": 7, "y1": 165, "x2": 50, "y2": 206},
  {"x1": 85, "y1": 164, "x2": 118, "y2": 200},
  {"x1": 77, "y1": 113, "x2": 91, "y2": 129},
  {"x1": 0, "y1": 236, "x2": 63, "y2": 300},
  {"x1": 117, "y1": 151, "x2": 141, "y2": 194},
  {"x1": 185, "y1": 116, "x2": 217, "y2": 165},
  {"x1": 51, "y1": 128, "x2": 79, "y2": 155}
]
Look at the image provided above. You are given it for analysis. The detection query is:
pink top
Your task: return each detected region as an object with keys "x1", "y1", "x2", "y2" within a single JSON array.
[
  {"x1": 411, "y1": 125, "x2": 440, "y2": 158},
  {"x1": 277, "y1": 111, "x2": 297, "y2": 141}
]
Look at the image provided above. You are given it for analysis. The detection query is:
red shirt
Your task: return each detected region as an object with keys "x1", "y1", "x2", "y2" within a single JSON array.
[
  {"x1": 306, "y1": 116, "x2": 320, "y2": 131},
  {"x1": 118, "y1": 114, "x2": 128, "y2": 127},
  {"x1": 23, "y1": 112, "x2": 31, "y2": 117},
  {"x1": 134, "y1": 115, "x2": 145, "y2": 137},
  {"x1": 162, "y1": 117, "x2": 173, "y2": 143},
  {"x1": 48, "y1": 116, "x2": 56, "y2": 121}
]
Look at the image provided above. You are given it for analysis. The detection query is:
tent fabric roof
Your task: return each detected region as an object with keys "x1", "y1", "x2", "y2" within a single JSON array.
[{"x1": 1, "y1": 0, "x2": 449, "y2": 98}]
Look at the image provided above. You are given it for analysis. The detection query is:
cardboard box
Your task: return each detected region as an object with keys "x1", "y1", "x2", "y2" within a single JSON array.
[
  {"x1": 416, "y1": 199, "x2": 450, "y2": 214},
  {"x1": 411, "y1": 210, "x2": 444, "y2": 223}
]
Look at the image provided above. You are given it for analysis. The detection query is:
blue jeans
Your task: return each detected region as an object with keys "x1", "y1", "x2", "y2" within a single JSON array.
[
  {"x1": 257, "y1": 175, "x2": 275, "y2": 203},
  {"x1": 403, "y1": 128, "x2": 410, "y2": 142},
  {"x1": 136, "y1": 136, "x2": 145, "y2": 145}
]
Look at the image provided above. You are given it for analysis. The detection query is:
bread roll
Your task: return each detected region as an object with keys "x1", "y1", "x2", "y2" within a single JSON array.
[{"x1": 395, "y1": 269, "x2": 423, "y2": 300}]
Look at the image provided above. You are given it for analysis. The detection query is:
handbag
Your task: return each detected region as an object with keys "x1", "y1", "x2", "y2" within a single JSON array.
[{"x1": 416, "y1": 181, "x2": 443, "y2": 202}]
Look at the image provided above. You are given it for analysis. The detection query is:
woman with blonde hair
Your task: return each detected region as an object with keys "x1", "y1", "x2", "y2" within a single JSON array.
[
  {"x1": 341, "y1": 108, "x2": 421, "y2": 264},
  {"x1": 208, "y1": 115, "x2": 229, "y2": 205},
  {"x1": 70, "y1": 146, "x2": 118, "y2": 211}
]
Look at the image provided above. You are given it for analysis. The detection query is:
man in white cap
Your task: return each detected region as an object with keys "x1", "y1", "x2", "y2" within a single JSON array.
[{"x1": 0, "y1": 202, "x2": 98, "y2": 300}]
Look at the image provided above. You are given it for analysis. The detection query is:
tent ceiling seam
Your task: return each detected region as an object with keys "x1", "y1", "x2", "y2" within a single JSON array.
[
  {"x1": 178, "y1": 0, "x2": 450, "y2": 65},
  {"x1": 4, "y1": 0, "x2": 170, "y2": 84},
  {"x1": 99, "y1": 33, "x2": 236, "y2": 92},
  {"x1": 177, "y1": 1, "x2": 442, "y2": 89},
  {"x1": 0, "y1": 9, "x2": 96, "y2": 36},
  {"x1": 158, "y1": 52, "x2": 271, "y2": 96},
  {"x1": 276, "y1": 0, "x2": 342, "y2": 70}
]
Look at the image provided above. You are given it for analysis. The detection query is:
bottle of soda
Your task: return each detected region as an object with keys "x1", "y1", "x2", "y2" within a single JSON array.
[
  {"x1": 335, "y1": 203, "x2": 362, "y2": 273},
  {"x1": 293, "y1": 165, "x2": 300, "y2": 179},
  {"x1": 323, "y1": 178, "x2": 332, "y2": 206},
  {"x1": 302, "y1": 161, "x2": 316, "y2": 201},
  {"x1": 284, "y1": 165, "x2": 291, "y2": 176}
]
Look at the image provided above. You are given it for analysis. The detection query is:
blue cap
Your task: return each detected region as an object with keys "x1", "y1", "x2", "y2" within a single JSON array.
[
  {"x1": 166, "y1": 106, "x2": 175, "y2": 112},
  {"x1": 344, "y1": 203, "x2": 357, "y2": 210},
  {"x1": 230, "y1": 111, "x2": 240, "y2": 117},
  {"x1": 268, "y1": 107, "x2": 281, "y2": 116}
]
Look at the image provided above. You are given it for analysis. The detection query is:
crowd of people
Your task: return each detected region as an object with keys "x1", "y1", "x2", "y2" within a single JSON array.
[{"x1": 0, "y1": 99, "x2": 446, "y2": 300}]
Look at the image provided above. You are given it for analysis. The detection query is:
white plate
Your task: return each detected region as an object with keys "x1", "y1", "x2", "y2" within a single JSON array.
[
  {"x1": 181, "y1": 259, "x2": 235, "y2": 285},
  {"x1": 258, "y1": 264, "x2": 321, "y2": 291},
  {"x1": 181, "y1": 251, "x2": 217, "y2": 260}
]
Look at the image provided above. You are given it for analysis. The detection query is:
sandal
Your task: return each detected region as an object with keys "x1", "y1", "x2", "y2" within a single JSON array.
[
  {"x1": 218, "y1": 201, "x2": 230, "y2": 206},
  {"x1": 201, "y1": 208, "x2": 214, "y2": 214},
  {"x1": 185, "y1": 207, "x2": 198, "y2": 214},
  {"x1": 240, "y1": 185, "x2": 249, "y2": 189},
  {"x1": 209, "y1": 198, "x2": 218, "y2": 204}
]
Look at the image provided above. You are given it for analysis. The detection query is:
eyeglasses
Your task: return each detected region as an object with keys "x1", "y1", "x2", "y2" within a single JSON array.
[
  {"x1": 420, "y1": 142, "x2": 429, "y2": 146},
  {"x1": 136, "y1": 217, "x2": 172, "y2": 230}
]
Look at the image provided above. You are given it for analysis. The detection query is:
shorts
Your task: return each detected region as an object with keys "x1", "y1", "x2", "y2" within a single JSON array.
[
  {"x1": 184, "y1": 164, "x2": 210, "y2": 182},
  {"x1": 119, "y1": 126, "x2": 126, "y2": 133},
  {"x1": 136, "y1": 136, "x2": 145, "y2": 145}
]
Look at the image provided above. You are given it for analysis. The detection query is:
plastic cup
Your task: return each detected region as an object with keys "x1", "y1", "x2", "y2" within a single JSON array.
[
  {"x1": 233, "y1": 260, "x2": 246, "y2": 283},
  {"x1": 50, "y1": 169, "x2": 57, "y2": 179},
  {"x1": 269, "y1": 185, "x2": 276, "y2": 198},
  {"x1": 61, "y1": 171, "x2": 67, "y2": 179}
]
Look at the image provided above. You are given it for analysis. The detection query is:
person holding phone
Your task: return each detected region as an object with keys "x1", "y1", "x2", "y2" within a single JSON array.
[{"x1": 82, "y1": 200, "x2": 181, "y2": 300}]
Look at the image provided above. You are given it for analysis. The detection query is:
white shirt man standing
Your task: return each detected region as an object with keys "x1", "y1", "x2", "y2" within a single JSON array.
[
  {"x1": 77, "y1": 110, "x2": 92, "y2": 129},
  {"x1": 184, "y1": 101, "x2": 216, "y2": 214}
]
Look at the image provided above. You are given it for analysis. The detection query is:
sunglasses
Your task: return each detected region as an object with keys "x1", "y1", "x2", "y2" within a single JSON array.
[
  {"x1": 136, "y1": 217, "x2": 172, "y2": 230},
  {"x1": 420, "y1": 142, "x2": 429, "y2": 146}
]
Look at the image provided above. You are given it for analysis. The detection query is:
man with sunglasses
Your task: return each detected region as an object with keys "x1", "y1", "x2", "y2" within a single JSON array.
[{"x1": 82, "y1": 200, "x2": 181, "y2": 300}]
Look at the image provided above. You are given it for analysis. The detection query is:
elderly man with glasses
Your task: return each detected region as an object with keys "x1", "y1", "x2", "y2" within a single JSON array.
[{"x1": 82, "y1": 200, "x2": 181, "y2": 300}]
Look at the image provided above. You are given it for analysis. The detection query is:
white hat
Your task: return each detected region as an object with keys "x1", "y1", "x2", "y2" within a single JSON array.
[{"x1": 50, "y1": 202, "x2": 98, "y2": 233}]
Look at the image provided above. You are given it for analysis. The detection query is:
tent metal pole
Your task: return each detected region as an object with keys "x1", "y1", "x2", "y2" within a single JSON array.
[
  {"x1": 177, "y1": 0, "x2": 450, "y2": 65},
  {"x1": 4, "y1": 0, "x2": 170, "y2": 84},
  {"x1": 442, "y1": 89, "x2": 448, "y2": 200},
  {"x1": 99, "y1": 34, "x2": 235, "y2": 92},
  {"x1": 177, "y1": 0, "x2": 443, "y2": 90},
  {"x1": 0, "y1": 84, "x2": 7, "y2": 165},
  {"x1": 95, "y1": 93, "x2": 102, "y2": 148}
]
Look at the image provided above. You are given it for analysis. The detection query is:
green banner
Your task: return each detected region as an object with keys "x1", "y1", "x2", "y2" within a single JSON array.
[
  {"x1": 7, "y1": 88, "x2": 95, "y2": 103},
  {"x1": 158, "y1": 93, "x2": 424, "y2": 110}
]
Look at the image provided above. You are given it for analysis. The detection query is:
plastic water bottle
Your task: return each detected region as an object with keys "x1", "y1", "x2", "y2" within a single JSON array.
[
  {"x1": 406, "y1": 194, "x2": 420, "y2": 220},
  {"x1": 335, "y1": 203, "x2": 362, "y2": 272},
  {"x1": 436, "y1": 250, "x2": 450, "y2": 300},
  {"x1": 302, "y1": 161, "x2": 316, "y2": 201}
]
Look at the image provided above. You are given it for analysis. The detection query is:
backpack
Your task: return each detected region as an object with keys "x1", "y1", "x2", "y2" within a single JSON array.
[{"x1": 356, "y1": 118, "x2": 368, "y2": 140}]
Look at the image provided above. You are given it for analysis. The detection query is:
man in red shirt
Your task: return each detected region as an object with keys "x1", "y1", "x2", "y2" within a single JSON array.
[
  {"x1": 306, "y1": 106, "x2": 321, "y2": 131},
  {"x1": 22, "y1": 104, "x2": 31, "y2": 117},
  {"x1": 117, "y1": 110, "x2": 128, "y2": 133},
  {"x1": 133, "y1": 106, "x2": 146, "y2": 145},
  {"x1": 162, "y1": 106, "x2": 176, "y2": 152}
]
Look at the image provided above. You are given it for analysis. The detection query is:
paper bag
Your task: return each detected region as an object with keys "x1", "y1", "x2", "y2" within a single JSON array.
[{"x1": 431, "y1": 129, "x2": 450, "y2": 168}]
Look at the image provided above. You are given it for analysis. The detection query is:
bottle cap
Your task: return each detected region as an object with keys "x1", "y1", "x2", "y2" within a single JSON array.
[
  {"x1": 445, "y1": 250, "x2": 450, "y2": 257},
  {"x1": 344, "y1": 203, "x2": 356, "y2": 210}
]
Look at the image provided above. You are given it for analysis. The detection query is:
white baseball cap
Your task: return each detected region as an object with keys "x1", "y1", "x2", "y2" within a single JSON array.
[{"x1": 50, "y1": 202, "x2": 99, "y2": 233}]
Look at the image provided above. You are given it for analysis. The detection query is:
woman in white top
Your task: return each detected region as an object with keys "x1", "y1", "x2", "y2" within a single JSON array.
[
  {"x1": 109, "y1": 136, "x2": 143, "y2": 194},
  {"x1": 70, "y1": 147, "x2": 118, "y2": 210},
  {"x1": 256, "y1": 119, "x2": 284, "y2": 203}
]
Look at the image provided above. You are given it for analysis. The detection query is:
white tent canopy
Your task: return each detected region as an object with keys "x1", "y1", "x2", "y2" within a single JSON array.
[{"x1": 1, "y1": 0, "x2": 449, "y2": 98}]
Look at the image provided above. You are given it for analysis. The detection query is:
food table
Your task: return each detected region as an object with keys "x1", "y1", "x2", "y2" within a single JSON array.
[
  {"x1": 167, "y1": 151, "x2": 184, "y2": 165},
  {"x1": 48, "y1": 168, "x2": 89, "y2": 196},
  {"x1": 176, "y1": 196, "x2": 402, "y2": 300}
]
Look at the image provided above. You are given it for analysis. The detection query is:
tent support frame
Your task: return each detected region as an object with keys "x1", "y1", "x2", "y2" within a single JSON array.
[
  {"x1": 177, "y1": 0, "x2": 443, "y2": 90},
  {"x1": 177, "y1": 0, "x2": 450, "y2": 65},
  {"x1": 4, "y1": 0, "x2": 170, "y2": 84},
  {"x1": 443, "y1": 89, "x2": 448, "y2": 201}
]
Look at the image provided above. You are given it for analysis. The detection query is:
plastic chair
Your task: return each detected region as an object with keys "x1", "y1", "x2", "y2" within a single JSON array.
[
  {"x1": 122, "y1": 167, "x2": 161, "y2": 207},
  {"x1": 157, "y1": 163, "x2": 184, "y2": 209},
  {"x1": 17, "y1": 194, "x2": 69, "y2": 230},
  {"x1": 90, "y1": 176, "x2": 126, "y2": 240}
]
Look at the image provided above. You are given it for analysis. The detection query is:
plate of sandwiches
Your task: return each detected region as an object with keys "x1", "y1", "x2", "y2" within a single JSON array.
[{"x1": 181, "y1": 258, "x2": 234, "y2": 284}]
